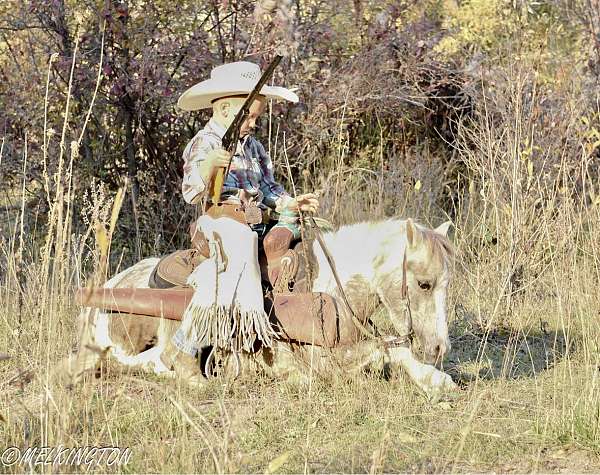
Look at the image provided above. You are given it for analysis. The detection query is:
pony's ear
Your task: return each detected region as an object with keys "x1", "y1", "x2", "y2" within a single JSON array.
[
  {"x1": 434, "y1": 221, "x2": 452, "y2": 237},
  {"x1": 406, "y1": 218, "x2": 422, "y2": 248}
]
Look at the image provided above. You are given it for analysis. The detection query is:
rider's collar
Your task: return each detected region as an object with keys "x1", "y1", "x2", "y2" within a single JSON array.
[{"x1": 207, "y1": 117, "x2": 227, "y2": 138}]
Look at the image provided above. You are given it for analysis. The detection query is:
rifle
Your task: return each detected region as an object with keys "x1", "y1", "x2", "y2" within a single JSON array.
[{"x1": 210, "y1": 55, "x2": 283, "y2": 204}]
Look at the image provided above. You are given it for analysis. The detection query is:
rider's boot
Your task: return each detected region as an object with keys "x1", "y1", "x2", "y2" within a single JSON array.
[
  {"x1": 161, "y1": 339, "x2": 206, "y2": 387},
  {"x1": 263, "y1": 227, "x2": 296, "y2": 291}
]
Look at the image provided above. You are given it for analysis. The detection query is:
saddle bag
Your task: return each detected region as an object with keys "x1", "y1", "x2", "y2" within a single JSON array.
[
  {"x1": 76, "y1": 288, "x2": 359, "y2": 348},
  {"x1": 266, "y1": 292, "x2": 359, "y2": 347}
]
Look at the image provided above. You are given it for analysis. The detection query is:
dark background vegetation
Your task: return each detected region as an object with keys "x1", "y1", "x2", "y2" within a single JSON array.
[{"x1": 1, "y1": 0, "x2": 599, "y2": 265}]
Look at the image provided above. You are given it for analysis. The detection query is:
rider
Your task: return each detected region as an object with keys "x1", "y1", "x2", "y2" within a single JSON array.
[{"x1": 162, "y1": 61, "x2": 320, "y2": 382}]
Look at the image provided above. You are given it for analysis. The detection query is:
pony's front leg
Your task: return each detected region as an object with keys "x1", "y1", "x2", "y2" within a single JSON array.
[{"x1": 383, "y1": 341, "x2": 457, "y2": 397}]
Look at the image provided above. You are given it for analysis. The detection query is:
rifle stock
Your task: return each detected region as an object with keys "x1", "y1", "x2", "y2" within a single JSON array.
[{"x1": 211, "y1": 166, "x2": 226, "y2": 204}]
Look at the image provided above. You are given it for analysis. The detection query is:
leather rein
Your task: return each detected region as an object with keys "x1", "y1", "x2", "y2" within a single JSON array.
[{"x1": 308, "y1": 216, "x2": 413, "y2": 349}]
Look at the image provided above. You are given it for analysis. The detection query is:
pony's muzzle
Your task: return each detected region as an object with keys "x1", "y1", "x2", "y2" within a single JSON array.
[{"x1": 424, "y1": 338, "x2": 451, "y2": 367}]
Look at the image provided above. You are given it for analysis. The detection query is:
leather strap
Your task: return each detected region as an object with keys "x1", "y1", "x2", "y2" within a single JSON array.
[
  {"x1": 400, "y1": 249, "x2": 413, "y2": 342},
  {"x1": 204, "y1": 202, "x2": 270, "y2": 225},
  {"x1": 308, "y1": 216, "x2": 377, "y2": 340}
]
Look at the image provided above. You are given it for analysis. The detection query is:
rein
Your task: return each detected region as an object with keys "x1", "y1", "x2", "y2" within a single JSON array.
[{"x1": 307, "y1": 216, "x2": 413, "y2": 349}]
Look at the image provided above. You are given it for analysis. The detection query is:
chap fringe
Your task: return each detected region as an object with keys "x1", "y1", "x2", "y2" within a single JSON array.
[{"x1": 183, "y1": 303, "x2": 276, "y2": 352}]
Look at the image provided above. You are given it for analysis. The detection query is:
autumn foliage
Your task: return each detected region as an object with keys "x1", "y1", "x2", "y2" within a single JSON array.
[{"x1": 1, "y1": 0, "x2": 599, "y2": 261}]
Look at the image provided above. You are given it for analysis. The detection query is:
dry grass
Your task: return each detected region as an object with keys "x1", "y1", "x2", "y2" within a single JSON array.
[
  {"x1": 1, "y1": 290, "x2": 599, "y2": 473},
  {"x1": 2, "y1": 61, "x2": 600, "y2": 475}
]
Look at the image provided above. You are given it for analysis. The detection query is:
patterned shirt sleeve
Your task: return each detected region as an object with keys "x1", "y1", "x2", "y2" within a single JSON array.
[
  {"x1": 181, "y1": 132, "x2": 220, "y2": 205},
  {"x1": 255, "y1": 140, "x2": 291, "y2": 209}
]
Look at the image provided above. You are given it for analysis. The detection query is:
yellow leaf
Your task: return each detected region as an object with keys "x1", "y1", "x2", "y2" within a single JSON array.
[
  {"x1": 95, "y1": 223, "x2": 108, "y2": 258},
  {"x1": 108, "y1": 182, "x2": 127, "y2": 239},
  {"x1": 414, "y1": 180, "x2": 422, "y2": 191},
  {"x1": 265, "y1": 451, "x2": 291, "y2": 474}
]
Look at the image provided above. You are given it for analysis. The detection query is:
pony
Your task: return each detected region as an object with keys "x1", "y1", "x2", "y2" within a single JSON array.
[{"x1": 63, "y1": 218, "x2": 457, "y2": 397}]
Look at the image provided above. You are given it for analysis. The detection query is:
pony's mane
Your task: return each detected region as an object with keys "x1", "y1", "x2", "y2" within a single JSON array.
[
  {"x1": 328, "y1": 218, "x2": 454, "y2": 264},
  {"x1": 420, "y1": 227, "x2": 454, "y2": 265}
]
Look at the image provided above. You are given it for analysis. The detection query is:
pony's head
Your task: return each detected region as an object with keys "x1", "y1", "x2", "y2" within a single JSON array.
[{"x1": 376, "y1": 219, "x2": 454, "y2": 366}]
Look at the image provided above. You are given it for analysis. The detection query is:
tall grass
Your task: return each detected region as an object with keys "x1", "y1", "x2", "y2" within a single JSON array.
[{"x1": 1, "y1": 59, "x2": 600, "y2": 473}]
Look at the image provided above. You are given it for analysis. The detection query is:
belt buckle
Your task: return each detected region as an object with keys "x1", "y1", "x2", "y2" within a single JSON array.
[{"x1": 244, "y1": 203, "x2": 263, "y2": 225}]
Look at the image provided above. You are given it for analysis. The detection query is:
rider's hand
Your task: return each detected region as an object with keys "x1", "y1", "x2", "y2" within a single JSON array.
[
  {"x1": 207, "y1": 148, "x2": 231, "y2": 170},
  {"x1": 286, "y1": 193, "x2": 320, "y2": 214},
  {"x1": 199, "y1": 148, "x2": 231, "y2": 181}
]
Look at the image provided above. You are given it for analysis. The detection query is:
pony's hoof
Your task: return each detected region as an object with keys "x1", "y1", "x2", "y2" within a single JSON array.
[
  {"x1": 439, "y1": 373, "x2": 459, "y2": 393},
  {"x1": 419, "y1": 368, "x2": 458, "y2": 398}
]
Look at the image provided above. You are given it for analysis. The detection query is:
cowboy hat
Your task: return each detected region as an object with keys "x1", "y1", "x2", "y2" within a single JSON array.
[{"x1": 178, "y1": 61, "x2": 299, "y2": 111}]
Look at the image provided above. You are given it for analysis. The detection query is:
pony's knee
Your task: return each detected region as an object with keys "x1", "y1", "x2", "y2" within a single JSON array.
[{"x1": 53, "y1": 344, "x2": 108, "y2": 387}]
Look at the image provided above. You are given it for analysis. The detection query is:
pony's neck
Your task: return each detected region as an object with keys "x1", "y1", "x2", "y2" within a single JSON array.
[{"x1": 311, "y1": 219, "x2": 406, "y2": 294}]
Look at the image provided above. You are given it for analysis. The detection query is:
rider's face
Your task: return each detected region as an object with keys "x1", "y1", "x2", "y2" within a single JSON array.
[
  {"x1": 239, "y1": 97, "x2": 266, "y2": 137},
  {"x1": 214, "y1": 96, "x2": 267, "y2": 138}
]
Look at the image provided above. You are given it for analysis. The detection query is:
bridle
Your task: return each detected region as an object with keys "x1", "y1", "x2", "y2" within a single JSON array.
[
  {"x1": 308, "y1": 216, "x2": 414, "y2": 350},
  {"x1": 383, "y1": 250, "x2": 414, "y2": 349}
]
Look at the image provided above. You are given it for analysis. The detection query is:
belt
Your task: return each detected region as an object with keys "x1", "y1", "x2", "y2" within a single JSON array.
[{"x1": 205, "y1": 202, "x2": 272, "y2": 225}]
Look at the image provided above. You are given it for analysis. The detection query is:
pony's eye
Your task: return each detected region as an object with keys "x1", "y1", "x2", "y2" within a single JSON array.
[{"x1": 418, "y1": 280, "x2": 432, "y2": 291}]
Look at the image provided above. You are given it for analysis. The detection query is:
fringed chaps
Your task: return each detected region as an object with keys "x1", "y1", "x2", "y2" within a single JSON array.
[{"x1": 178, "y1": 215, "x2": 276, "y2": 352}]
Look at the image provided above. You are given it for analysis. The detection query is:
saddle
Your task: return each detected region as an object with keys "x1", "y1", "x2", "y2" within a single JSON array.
[{"x1": 149, "y1": 249, "x2": 206, "y2": 288}]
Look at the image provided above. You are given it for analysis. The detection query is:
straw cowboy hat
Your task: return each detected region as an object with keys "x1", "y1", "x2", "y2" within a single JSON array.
[{"x1": 178, "y1": 61, "x2": 299, "y2": 111}]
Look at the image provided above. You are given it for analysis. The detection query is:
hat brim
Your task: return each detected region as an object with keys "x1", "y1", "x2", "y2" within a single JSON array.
[{"x1": 178, "y1": 78, "x2": 299, "y2": 111}]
